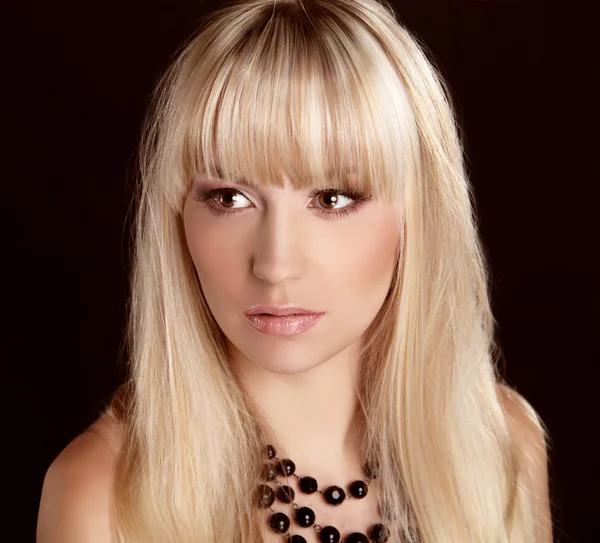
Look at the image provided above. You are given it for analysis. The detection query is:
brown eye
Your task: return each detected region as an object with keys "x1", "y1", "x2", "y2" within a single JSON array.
[
  {"x1": 193, "y1": 187, "x2": 253, "y2": 217},
  {"x1": 218, "y1": 189, "x2": 241, "y2": 208},
  {"x1": 316, "y1": 190, "x2": 341, "y2": 209}
]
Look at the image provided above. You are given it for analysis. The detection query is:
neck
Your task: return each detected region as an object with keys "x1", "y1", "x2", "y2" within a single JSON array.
[{"x1": 230, "y1": 340, "x2": 366, "y2": 483}]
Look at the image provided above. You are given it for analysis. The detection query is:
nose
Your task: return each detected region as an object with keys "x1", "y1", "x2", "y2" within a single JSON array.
[{"x1": 251, "y1": 206, "x2": 307, "y2": 285}]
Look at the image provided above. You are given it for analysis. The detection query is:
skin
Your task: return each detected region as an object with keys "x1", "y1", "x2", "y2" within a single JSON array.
[
  {"x1": 182, "y1": 173, "x2": 400, "y2": 454},
  {"x1": 182, "y1": 172, "x2": 402, "y2": 536},
  {"x1": 36, "y1": 172, "x2": 552, "y2": 541}
]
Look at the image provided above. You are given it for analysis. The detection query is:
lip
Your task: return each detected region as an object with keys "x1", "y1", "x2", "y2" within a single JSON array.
[
  {"x1": 244, "y1": 304, "x2": 323, "y2": 317},
  {"x1": 243, "y1": 313, "x2": 324, "y2": 336}
]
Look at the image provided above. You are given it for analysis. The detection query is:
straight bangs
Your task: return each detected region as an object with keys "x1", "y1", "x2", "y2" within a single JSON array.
[{"x1": 158, "y1": 1, "x2": 419, "y2": 211}]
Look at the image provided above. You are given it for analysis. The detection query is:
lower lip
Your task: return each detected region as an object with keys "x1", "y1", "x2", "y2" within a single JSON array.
[{"x1": 243, "y1": 313, "x2": 324, "y2": 336}]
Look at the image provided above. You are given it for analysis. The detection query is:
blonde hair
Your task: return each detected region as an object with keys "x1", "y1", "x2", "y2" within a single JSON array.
[{"x1": 106, "y1": 0, "x2": 545, "y2": 541}]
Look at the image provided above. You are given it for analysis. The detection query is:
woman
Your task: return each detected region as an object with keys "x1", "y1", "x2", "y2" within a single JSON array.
[{"x1": 38, "y1": 0, "x2": 552, "y2": 541}]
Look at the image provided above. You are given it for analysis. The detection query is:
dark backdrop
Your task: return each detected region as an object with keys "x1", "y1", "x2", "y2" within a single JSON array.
[{"x1": 12, "y1": 1, "x2": 598, "y2": 541}]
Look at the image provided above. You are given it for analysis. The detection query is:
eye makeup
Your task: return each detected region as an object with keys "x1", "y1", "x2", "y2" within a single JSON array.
[{"x1": 192, "y1": 186, "x2": 372, "y2": 219}]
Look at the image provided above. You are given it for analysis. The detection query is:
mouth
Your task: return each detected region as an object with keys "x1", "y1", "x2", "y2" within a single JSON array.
[
  {"x1": 243, "y1": 311, "x2": 325, "y2": 336},
  {"x1": 255, "y1": 312, "x2": 310, "y2": 316},
  {"x1": 244, "y1": 305, "x2": 323, "y2": 317}
]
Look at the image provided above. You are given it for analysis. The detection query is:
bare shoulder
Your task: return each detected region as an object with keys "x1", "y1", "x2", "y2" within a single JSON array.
[
  {"x1": 496, "y1": 383, "x2": 553, "y2": 542},
  {"x1": 496, "y1": 384, "x2": 547, "y2": 456},
  {"x1": 37, "y1": 414, "x2": 125, "y2": 543}
]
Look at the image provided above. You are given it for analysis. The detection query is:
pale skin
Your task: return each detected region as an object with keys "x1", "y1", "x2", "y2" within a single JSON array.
[
  {"x1": 183, "y1": 174, "x2": 400, "y2": 539},
  {"x1": 37, "y1": 175, "x2": 553, "y2": 542}
]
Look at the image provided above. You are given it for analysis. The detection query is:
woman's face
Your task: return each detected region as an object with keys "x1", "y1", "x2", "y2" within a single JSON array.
[{"x1": 182, "y1": 172, "x2": 400, "y2": 374}]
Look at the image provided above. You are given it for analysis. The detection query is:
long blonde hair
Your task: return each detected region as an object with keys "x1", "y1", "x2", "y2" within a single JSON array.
[{"x1": 106, "y1": 0, "x2": 545, "y2": 541}]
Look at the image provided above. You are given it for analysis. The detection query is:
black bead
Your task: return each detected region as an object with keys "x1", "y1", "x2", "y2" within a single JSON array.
[
  {"x1": 345, "y1": 533, "x2": 368, "y2": 543},
  {"x1": 276, "y1": 458, "x2": 296, "y2": 477},
  {"x1": 262, "y1": 463, "x2": 277, "y2": 481},
  {"x1": 323, "y1": 485, "x2": 345, "y2": 505},
  {"x1": 266, "y1": 444, "x2": 276, "y2": 459},
  {"x1": 349, "y1": 480, "x2": 368, "y2": 499},
  {"x1": 369, "y1": 524, "x2": 390, "y2": 543},
  {"x1": 294, "y1": 506, "x2": 315, "y2": 527},
  {"x1": 299, "y1": 476, "x2": 318, "y2": 494},
  {"x1": 268, "y1": 512, "x2": 290, "y2": 533},
  {"x1": 255, "y1": 484, "x2": 275, "y2": 508},
  {"x1": 276, "y1": 485, "x2": 295, "y2": 504},
  {"x1": 288, "y1": 536, "x2": 307, "y2": 543},
  {"x1": 319, "y1": 525, "x2": 341, "y2": 543}
]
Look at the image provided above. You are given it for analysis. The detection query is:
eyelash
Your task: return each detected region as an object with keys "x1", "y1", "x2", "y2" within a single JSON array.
[{"x1": 192, "y1": 187, "x2": 372, "y2": 219}]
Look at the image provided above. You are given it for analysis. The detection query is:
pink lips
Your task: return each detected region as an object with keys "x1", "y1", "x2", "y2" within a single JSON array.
[{"x1": 244, "y1": 306, "x2": 325, "y2": 336}]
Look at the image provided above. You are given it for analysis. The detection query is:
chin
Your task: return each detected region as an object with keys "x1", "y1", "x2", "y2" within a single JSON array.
[
  {"x1": 247, "y1": 346, "x2": 325, "y2": 375},
  {"x1": 222, "y1": 314, "x2": 362, "y2": 376},
  {"x1": 225, "y1": 331, "x2": 331, "y2": 375},
  {"x1": 259, "y1": 357, "x2": 320, "y2": 375}
]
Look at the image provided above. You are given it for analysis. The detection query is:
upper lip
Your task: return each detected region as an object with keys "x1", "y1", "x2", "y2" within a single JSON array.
[{"x1": 245, "y1": 304, "x2": 323, "y2": 316}]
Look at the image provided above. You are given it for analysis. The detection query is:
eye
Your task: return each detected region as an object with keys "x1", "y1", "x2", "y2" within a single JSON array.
[
  {"x1": 308, "y1": 188, "x2": 372, "y2": 219},
  {"x1": 309, "y1": 190, "x2": 355, "y2": 210},
  {"x1": 212, "y1": 188, "x2": 251, "y2": 209},
  {"x1": 193, "y1": 187, "x2": 253, "y2": 216},
  {"x1": 193, "y1": 186, "x2": 372, "y2": 219}
]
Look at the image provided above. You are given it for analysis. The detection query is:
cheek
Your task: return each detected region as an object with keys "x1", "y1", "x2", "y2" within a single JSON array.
[
  {"x1": 182, "y1": 202, "x2": 248, "y2": 299},
  {"x1": 188, "y1": 230, "x2": 240, "y2": 277},
  {"x1": 324, "y1": 213, "x2": 399, "y2": 307}
]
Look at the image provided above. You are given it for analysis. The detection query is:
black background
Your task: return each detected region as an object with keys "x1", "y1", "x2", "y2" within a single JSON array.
[{"x1": 11, "y1": 1, "x2": 598, "y2": 541}]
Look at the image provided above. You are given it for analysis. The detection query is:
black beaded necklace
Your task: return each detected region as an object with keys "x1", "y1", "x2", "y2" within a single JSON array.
[{"x1": 255, "y1": 445, "x2": 390, "y2": 543}]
